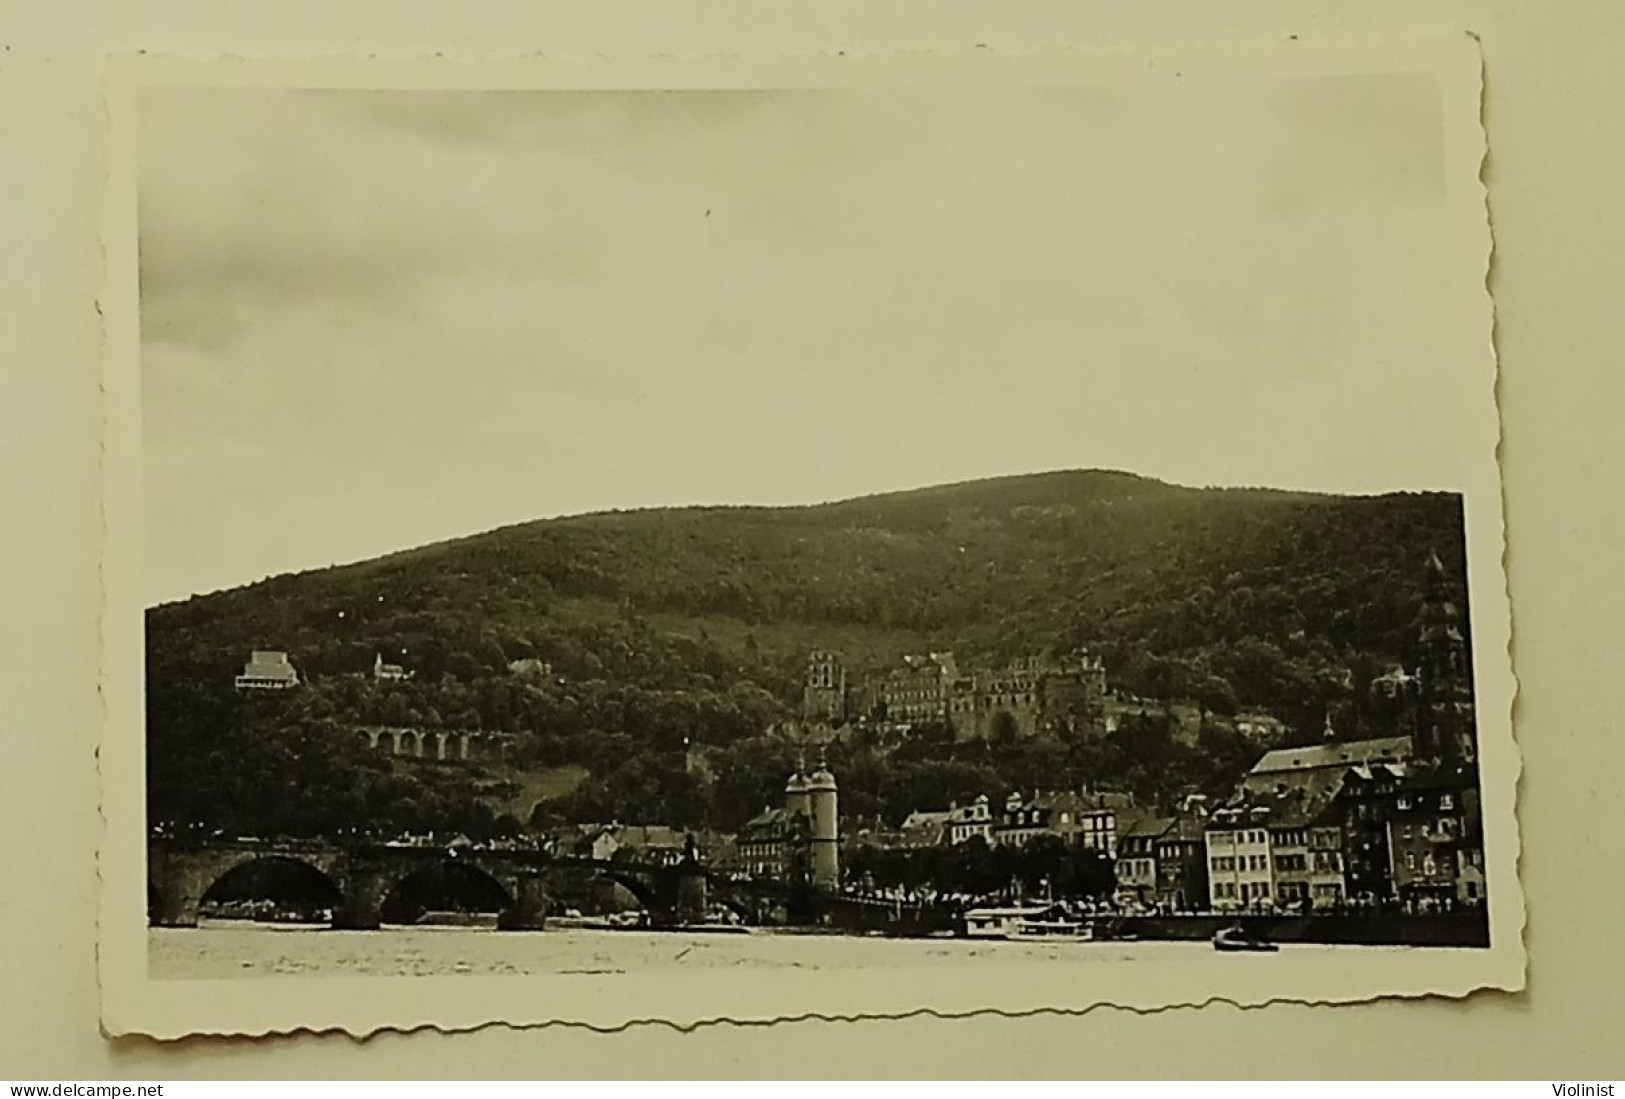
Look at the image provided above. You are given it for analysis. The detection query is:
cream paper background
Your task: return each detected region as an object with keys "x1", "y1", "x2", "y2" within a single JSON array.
[
  {"x1": 96, "y1": 40, "x2": 1519, "y2": 1039},
  {"x1": 1, "y1": 0, "x2": 1621, "y2": 1078}
]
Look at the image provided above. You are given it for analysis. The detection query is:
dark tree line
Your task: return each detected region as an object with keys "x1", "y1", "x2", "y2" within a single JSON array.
[
  {"x1": 845, "y1": 835, "x2": 1116, "y2": 902},
  {"x1": 145, "y1": 472, "x2": 1471, "y2": 841}
]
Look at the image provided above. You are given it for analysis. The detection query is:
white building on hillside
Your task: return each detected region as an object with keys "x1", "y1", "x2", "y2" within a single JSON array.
[{"x1": 235, "y1": 650, "x2": 300, "y2": 691}]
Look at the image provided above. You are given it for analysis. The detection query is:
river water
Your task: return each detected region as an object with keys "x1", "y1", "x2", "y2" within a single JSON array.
[{"x1": 150, "y1": 921, "x2": 1245, "y2": 979}]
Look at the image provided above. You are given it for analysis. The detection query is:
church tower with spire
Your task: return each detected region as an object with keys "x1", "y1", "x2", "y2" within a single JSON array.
[{"x1": 1413, "y1": 551, "x2": 1477, "y2": 766}]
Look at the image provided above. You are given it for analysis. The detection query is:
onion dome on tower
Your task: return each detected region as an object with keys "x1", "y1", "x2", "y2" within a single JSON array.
[
  {"x1": 807, "y1": 750, "x2": 840, "y2": 891},
  {"x1": 784, "y1": 755, "x2": 812, "y2": 820}
]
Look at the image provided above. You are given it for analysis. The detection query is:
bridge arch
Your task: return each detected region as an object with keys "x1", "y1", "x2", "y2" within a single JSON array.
[
  {"x1": 594, "y1": 867, "x2": 662, "y2": 910},
  {"x1": 538, "y1": 857, "x2": 669, "y2": 914},
  {"x1": 197, "y1": 855, "x2": 344, "y2": 923},
  {"x1": 379, "y1": 857, "x2": 515, "y2": 925},
  {"x1": 707, "y1": 892, "x2": 757, "y2": 924}
]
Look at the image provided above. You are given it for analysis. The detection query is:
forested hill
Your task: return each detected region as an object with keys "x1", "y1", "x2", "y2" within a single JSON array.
[
  {"x1": 145, "y1": 470, "x2": 1471, "y2": 837},
  {"x1": 150, "y1": 469, "x2": 1468, "y2": 707}
]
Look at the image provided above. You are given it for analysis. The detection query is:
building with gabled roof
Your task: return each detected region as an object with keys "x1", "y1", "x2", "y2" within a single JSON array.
[
  {"x1": 897, "y1": 809, "x2": 951, "y2": 849},
  {"x1": 1243, "y1": 736, "x2": 1413, "y2": 799},
  {"x1": 1154, "y1": 798, "x2": 1212, "y2": 912},
  {"x1": 235, "y1": 650, "x2": 300, "y2": 691},
  {"x1": 1204, "y1": 784, "x2": 1346, "y2": 913},
  {"x1": 946, "y1": 795, "x2": 994, "y2": 846},
  {"x1": 1386, "y1": 761, "x2": 1485, "y2": 909},
  {"x1": 1115, "y1": 815, "x2": 1174, "y2": 906}
]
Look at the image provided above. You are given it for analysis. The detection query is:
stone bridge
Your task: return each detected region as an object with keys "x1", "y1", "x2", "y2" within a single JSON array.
[
  {"x1": 147, "y1": 838, "x2": 714, "y2": 931},
  {"x1": 147, "y1": 838, "x2": 961, "y2": 934}
]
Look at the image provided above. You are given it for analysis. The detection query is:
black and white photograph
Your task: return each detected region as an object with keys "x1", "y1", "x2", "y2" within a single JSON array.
[{"x1": 97, "y1": 43, "x2": 1520, "y2": 1035}]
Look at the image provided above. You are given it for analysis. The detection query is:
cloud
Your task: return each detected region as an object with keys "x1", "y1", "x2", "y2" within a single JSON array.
[{"x1": 137, "y1": 76, "x2": 1462, "y2": 604}]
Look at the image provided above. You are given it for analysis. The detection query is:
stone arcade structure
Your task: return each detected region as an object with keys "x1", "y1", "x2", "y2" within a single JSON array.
[
  {"x1": 146, "y1": 838, "x2": 714, "y2": 931},
  {"x1": 147, "y1": 832, "x2": 924, "y2": 933},
  {"x1": 358, "y1": 725, "x2": 516, "y2": 763}
]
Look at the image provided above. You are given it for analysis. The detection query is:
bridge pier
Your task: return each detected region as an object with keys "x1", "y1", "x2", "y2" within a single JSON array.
[
  {"x1": 150, "y1": 886, "x2": 201, "y2": 928},
  {"x1": 675, "y1": 865, "x2": 708, "y2": 926},
  {"x1": 497, "y1": 872, "x2": 548, "y2": 931},
  {"x1": 331, "y1": 865, "x2": 392, "y2": 930}
]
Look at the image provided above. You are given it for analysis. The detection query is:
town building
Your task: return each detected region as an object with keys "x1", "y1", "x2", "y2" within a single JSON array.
[
  {"x1": 1242, "y1": 736, "x2": 1413, "y2": 799},
  {"x1": 1267, "y1": 802, "x2": 1346, "y2": 910},
  {"x1": 841, "y1": 815, "x2": 904, "y2": 858},
  {"x1": 896, "y1": 809, "x2": 951, "y2": 849},
  {"x1": 946, "y1": 796, "x2": 994, "y2": 846},
  {"x1": 989, "y1": 788, "x2": 1132, "y2": 857},
  {"x1": 1387, "y1": 763, "x2": 1486, "y2": 909},
  {"x1": 1205, "y1": 785, "x2": 1347, "y2": 913},
  {"x1": 1332, "y1": 761, "x2": 1408, "y2": 904},
  {"x1": 1306, "y1": 821, "x2": 1348, "y2": 907},
  {"x1": 234, "y1": 650, "x2": 300, "y2": 691},
  {"x1": 1204, "y1": 804, "x2": 1278, "y2": 911},
  {"x1": 1154, "y1": 798, "x2": 1211, "y2": 912},
  {"x1": 738, "y1": 806, "x2": 808, "y2": 881},
  {"x1": 1073, "y1": 791, "x2": 1134, "y2": 857},
  {"x1": 373, "y1": 651, "x2": 412, "y2": 682},
  {"x1": 991, "y1": 790, "x2": 1053, "y2": 849},
  {"x1": 1115, "y1": 816, "x2": 1174, "y2": 907},
  {"x1": 572, "y1": 824, "x2": 692, "y2": 866}
]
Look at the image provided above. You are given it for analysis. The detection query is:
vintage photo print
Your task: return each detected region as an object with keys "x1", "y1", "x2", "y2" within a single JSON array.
[{"x1": 99, "y1": 39, "x2": 1521, "y2": 1037}]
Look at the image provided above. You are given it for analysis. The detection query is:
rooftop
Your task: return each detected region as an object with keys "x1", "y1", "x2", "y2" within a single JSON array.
[
  {"x1": 1120, "y1": 815, "x2": 1176, "y2": 840},
  {"x1": 1208, "y1": 786, "x2": 1338, "y2": 830},
  {"x1": 1249, "y1": 736, "x2": 1413, "y2": 775}
]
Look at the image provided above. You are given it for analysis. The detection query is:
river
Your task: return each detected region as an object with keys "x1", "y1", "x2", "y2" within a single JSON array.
[{"x1": 150, "y1": 921, "x2": 1244, "y2": 979}]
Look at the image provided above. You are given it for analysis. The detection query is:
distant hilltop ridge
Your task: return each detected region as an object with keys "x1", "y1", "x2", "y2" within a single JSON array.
[
  {"x1": 147, "y1": 468, "x2": 1469, "y2": 739},
  {"x1": 407, "y1": 467, "x2": 1333, "y2": 544},
  {"x1": 157, "y1": 467, "x2": 1425, "y2": 608}
]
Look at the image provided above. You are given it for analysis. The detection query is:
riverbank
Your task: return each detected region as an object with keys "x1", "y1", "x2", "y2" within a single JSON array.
[
  {"x1": 1122, "y1": 910, "x2": 1490, "y2": 947},
  {"x1": 153, "y1": 923, "x2": 1374, "y2": 980}
]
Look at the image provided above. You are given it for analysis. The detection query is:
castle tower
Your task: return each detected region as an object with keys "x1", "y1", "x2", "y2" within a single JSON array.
[
  {"x1": 806, "y1": 752, "x2": 840, "y2": 890},
  {"x1": 802, "y1": 651, "x2": 848, "y2": 722},
  {"x1": 1414, "y1": 551, "x2": 1476, "y2": 765}
]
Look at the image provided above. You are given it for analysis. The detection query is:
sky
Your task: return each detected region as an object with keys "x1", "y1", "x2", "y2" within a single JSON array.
[{"x1": 139, "y1": 73, "x2": 1471, "y2": 605}]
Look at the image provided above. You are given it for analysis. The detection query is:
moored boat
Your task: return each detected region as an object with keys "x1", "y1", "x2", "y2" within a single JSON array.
[
  {"x1": 962, "y1": 904, "x2": 1094, "y2": 941},
  {"x1": 1212, "y1": 924, "x2": 1279, "y2": 953}
]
